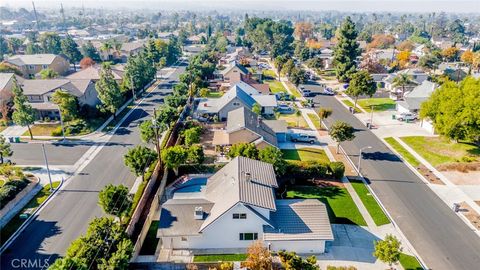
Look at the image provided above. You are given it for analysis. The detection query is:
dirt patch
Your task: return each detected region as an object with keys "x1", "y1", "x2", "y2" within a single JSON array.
[
  {"x1": 459, "y1": 202, "x2": 480, "y2": 230},
  {"x1": 311, "y1": 179, "x2": 345, "y2": 188},
  {"x1": 442, "y1": 170, "x2": 480, "y2": 185},
  {"x1": 437, "y1": 162, "x2": 480, "y2": 173},
  {"x1": 416, "y1": 165, "x2": 445, "y2": 185}
]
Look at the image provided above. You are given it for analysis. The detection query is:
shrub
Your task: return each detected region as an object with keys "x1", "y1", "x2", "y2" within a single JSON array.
[
  {"x1": 329, "y1": 162, "x2": 345, "y2": 179},
  {"x1": 220, "y1": 262, "x2": 233, "y2": 270},
  {"x1": 0, "y1": 179, "x2": 29, "y2": 208}
]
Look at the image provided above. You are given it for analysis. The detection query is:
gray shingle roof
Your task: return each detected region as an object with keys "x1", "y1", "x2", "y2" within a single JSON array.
[
  {"x1": 200, "y1": 156, "x2": 278, "y2": 231},
  {"x1": 20, "y1": 79, "x2": 92, "y2": 97},
  {"x1": 263, "y1": 199, "x2": 334, "y2": 241},
  {"x1": 220, "y1": 61, "x2": 249, "y2": 76},
  {"x1": 158, "y1": 199, "x2": 214, "y2": 236},
  {"x1": 226, "y1": 107, "x2": 278, "y2": 147},
  {"x1": 6, "y1": 54, "x2": 60, "y2": 66}
]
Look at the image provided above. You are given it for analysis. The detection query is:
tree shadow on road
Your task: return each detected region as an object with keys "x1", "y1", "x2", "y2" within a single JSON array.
[{"x1": 362, "y1": 151, "x2": 402, "y2": 162}]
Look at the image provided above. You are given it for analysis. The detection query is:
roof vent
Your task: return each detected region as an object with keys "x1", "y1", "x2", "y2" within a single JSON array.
[
  {"x1": 194, "y1": 207, "x2": 204, "y2": 220},
  {"x1": 245, "y1": 172, "x2": 252, "y2": 182}
]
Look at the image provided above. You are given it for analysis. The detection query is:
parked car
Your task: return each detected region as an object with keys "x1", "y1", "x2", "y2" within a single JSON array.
[
  {"x1": 277, "y1": 104, "x2": 294, "y2": 113},
  {"x1": 291, "y1": 133, "x2": 316, "y2": 144},
  {"x1": 322, "y1": 88, "x2": 335, "y2": 96},
  {"x1": 299, "y1": 87, "x2": 314, "y2": 97},
  {"x1": 396, "y1": 112, "x2": 417, "y2": 121},
  {"x1": 2, "y1": 158, "x2": 15, "y2": 165}
]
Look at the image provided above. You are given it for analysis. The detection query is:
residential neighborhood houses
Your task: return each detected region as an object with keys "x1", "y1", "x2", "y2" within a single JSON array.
[{"x1": 0, "y1": 2, "x2": 479, "y2": 270}]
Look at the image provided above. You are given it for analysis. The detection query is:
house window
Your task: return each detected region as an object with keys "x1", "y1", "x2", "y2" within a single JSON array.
[
  {"x1": 181, "y1": 237, "x2": 187, "y2": 241},
  {"x1": 233, "y1": 102, "x2": 240, "y2": 106},
  {"x1": 239, "y1": 233, "x2": 258, "y2": 241},
  {"x1": 42, "y1": 65, "x2": 48, "y2": 69},
  {"x1": 29, "y1": 65, "x2": 34, "y2": 70},
  {"x1": 233, "y1": 213, "x2": 247, "y2": 219}
]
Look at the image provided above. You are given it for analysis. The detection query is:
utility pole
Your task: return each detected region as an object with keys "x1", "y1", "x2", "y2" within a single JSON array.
[
  {"x1": 41, "y1": 144, "x2": 54, "y2": 191},
  {"x1": 60, "y1": 3, "x2": 66, "y2": 32},
  {"x1": 32, "y1": 1, "x2": 40, "y2": 32},
  {"x1": 369, "y1": 105, "x2": 374, "y2": 129},
  {"x1": 58, "y1": 108, "x2": 66, "y2": 141},
  {"x1": 130, "y1": 75, "x2": 137, "y2": 100}
]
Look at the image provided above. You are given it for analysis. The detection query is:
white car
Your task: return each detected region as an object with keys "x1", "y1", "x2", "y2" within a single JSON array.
[{"x1": 396, "y1": 112, "x2": 417, "y2": 121}]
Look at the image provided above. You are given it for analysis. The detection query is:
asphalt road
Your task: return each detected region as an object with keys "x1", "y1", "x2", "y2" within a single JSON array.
[
  {"x1": 312, "y1": 94, "x2": 480, "y2": 270},
  {"x1": 0, "y1": 62, "x2": 187, "y2": 269},
  {"x1": 10, "y1": 143, "x2": 91, "y2": 166}
]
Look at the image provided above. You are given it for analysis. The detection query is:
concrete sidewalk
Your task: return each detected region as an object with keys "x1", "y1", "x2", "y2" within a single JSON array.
[{"x1": 0, "y1": 125, "x2": 28, "y2": 137}]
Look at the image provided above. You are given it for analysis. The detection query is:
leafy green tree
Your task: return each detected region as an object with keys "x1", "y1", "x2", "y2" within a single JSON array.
[
  {"x1": 183, "y1": 126, "x2": 202, "y2": 146},
  {"x1": 39, "y1": 68, "x2": 59, "y2": 79},
  {"x1": 50, "y1": 217, "x2": 132, "y2": 270},
  {"x1": 39, "y1": 32, "x2": 62, "y2": 54},
  {"x1": 81, "y1": 41, "x2": 101, "y2": 62},
  {"x1": 333, "y1": 17, "x2": 360, "y2": 82},
  {"x1": 278, "y1": 250, "x2": 319, "y2": 270},
  {"x1": 282, "y1": 59, "x2": 295, "y2": 76},
  {"x1": 11, "y1": 79, "x2": 35, "y2": 139},
  {"x1": 124, "y1": 145, "x2": 157, "y2": 179},
  {"x1": 227, "y1": 143, "x2": 259, "y2": 159},
  {"x1": 392, "y1": 73, "x2": 414, "y2": 99},
  {"x1": 187, "y1": 145, "x2": 205, "y2": 164},
  {"x1": 289, "y1": 68, "x2": 306, "y2": 86},
  {"x1": 25, "y1": 43, "x2": 41, "y2": 55},
  {"x1": 7, "y1": 37, "x2": 23, "y2": 54},
  {"x1": 96, "y1": 63, "x2": 123, "y2": 119},
  {"x1": 259, "y1": 146, "x2": 286, "y2": 176},
  {"x1": 346, "y1": 70, "x2": 377, "y2": 108},
  {"x1": 51, "y1": 90, "x2": 78, "y2": 121},
  {"x1": 317, "y1": 108, "x2": 333, "y2": 130},
  {"x1": 252, "y1": 103, "x2": 262, "y2": 116},
  {"x1": 0, "y1": 36, "x2": 8, "y2": 61},
  {"x1": 139, "y1": 120, "x2": 157, "y2": 144},
  {"x1": 165, "y1": 94, "x2": 187, "y2": 109},
  {"x1": 373, "y1": 234, "x2": 402, "y2": 269},
  {"x1": 162, "y1": 145, "x2": 188, "y2": 175},
  {"x1": 98, "y1": 184, "x2": 132, "y2": 220},
  {"x1": 61, "y1": 35, "x2": 83, "y2": 71},
  {"x1": 125, "y1": 52, "x2": 156, "y2": 92},
  {"x1": 329, "y1": 121, "x2": 356, "y2": 153},
  {"x1": 420, "y1": 77, "x2": 480, "y2": 143},
  {"x1": 418, "y1": 52, "x2": 441, "y2": 72},
  {"x1": 0, "y1": 135, "x2": 13, "y2": 164}
]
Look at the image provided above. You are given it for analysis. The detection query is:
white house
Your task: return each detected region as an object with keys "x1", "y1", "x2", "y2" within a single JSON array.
[
  {"x1": 196, "y1": 83, "x2": 277, "y2": 120},
  {"x1": 383, "y1": 69, "x2": 429, "y2": 99},
  {"x1": 158, "y1": 157, "x2": 333, "y2": 254}
]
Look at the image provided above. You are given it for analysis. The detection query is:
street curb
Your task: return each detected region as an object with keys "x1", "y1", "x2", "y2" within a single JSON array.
[{"x1": 0, "y1": 177, "x2": 64, "y2": 254}]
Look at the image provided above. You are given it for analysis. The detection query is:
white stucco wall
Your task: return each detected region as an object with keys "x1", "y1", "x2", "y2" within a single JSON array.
[{"x1": 268, "y1": 240, "x2": 326, "y2": 254}]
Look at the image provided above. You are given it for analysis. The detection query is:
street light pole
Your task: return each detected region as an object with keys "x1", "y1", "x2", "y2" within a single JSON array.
[
  {"x1": 58, "y1": 108, "x2": 66, "y2": 141},
  {"x1": 369, "y1": 105, "x2": 374, "y2": 129},
  {"x1": 130, "y1": 76, "x2": 137, "y2": 100},
  {"x1": 41, "y1": 143, "x2": 54, "y2": 191},
  {"x1": 358, "y1": 146, "x2": 372, "y2": 176}
]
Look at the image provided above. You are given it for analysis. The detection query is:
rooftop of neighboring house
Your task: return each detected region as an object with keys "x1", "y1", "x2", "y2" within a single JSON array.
[
  {"x1": 20, "y1": 78, "x2": 93, "y2": 97},
  {"x1": 5, "y1": 54, "x2": 63, "y2": 66},
  {"x1": 219, "y1": 61, "x2": 249, "y2": 76},
  {"x1": 384, "y1": 68, "x2": 428, "y2": 85},
  {"x1": 226, "y1": 107, "x2": 278, "y2": 147},
  {"x1": 120, "y1": 41, "x2": 145, "y2": 53},
  {"x1": 0, "y1": 73, "x2": 22, "y2": 90},
  {"x1": 66, "y1": 64, "x2": 124, "y2": 81},
  {"x1": 397, "y1": 80, "x2": 438, "y2": 111}
]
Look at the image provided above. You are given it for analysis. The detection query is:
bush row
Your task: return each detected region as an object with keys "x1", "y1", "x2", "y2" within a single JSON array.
[
  {"x1": 0, "y1": 179, "x2": 29, "y2": 209},
  {"x1": 284, "y1": 160, "x2": 345, "y2": 180}
]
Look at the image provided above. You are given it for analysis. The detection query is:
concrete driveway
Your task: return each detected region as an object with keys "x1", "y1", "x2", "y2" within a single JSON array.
[{"x1": 317, "y1": 224, "x2": 393, "y2": 270}]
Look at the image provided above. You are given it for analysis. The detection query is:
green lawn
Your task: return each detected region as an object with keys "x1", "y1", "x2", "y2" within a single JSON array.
[
  {"x1": 306, "y1": 113, "x2": 321, "y2": 129},
  {"x1": 282, "y1": 148, "x2": 330, "y2": 163},
  {"x1": 341, "y1": 100, "x2": 361, "y2": 113},
  {"x1": 1, "y1": 181, "x2": 61, "y2": 245},
  {"x1": 193, "y1": 254, "x2": 248, "y2": 262},
  {"x1": 286, "y1": 185, "x2": 367, "y2": 226},
  {"x1": 399, "y1": 253, "x2": 424, "y2": 270},
  {"x1": 267, "y1": 80, "x2": 288, "y2": 94},
  {"x1": 357, "y1": 98, "x2": 396, "y2": 112},
  {"x1": 262, "y1": 69, "x2": 277, "y2": 79},
  {"x1": 0, "y1": 179, "x2": 4, "y2": 187},
  {"x1": 401, "y1": 136, "x2": 480, "y2": 166},
  {"x1": 139, "y1": 221, "x2": 160, "y2": 255},
  {"x1": 285, "y1": 82, "x2": 302, "y2": 98},
  {"x1": 22, "y1": 124, "x2": 61, "y2": 137},
  {"x1": 277, "y1": 113, "x2": 309, "y2": 129},
  {"x1": 206, "y1": 91, "x2": 223, "y2": 98},
  {"x1": 384, "y1": 137, "x2": 421, "y2": 167},
  {"x1": 349, "y1": 180, "x2": 390, "y2": 226}
]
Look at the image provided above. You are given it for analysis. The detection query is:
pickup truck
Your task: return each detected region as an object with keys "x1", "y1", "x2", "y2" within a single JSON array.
[{"x1": 291, "y1": 133, "x2": 316, "y2": 144}]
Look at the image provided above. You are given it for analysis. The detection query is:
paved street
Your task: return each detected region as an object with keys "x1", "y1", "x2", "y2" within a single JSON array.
[
  {"x1": 11, "y1": 143, "x2": 91, "y2": 166},
  {"x1": 0, "y1": 62, "x2": 187, "y2": 269},
  {"x1": 312, "y1": 94, "x2": 480, "y2": 270}
]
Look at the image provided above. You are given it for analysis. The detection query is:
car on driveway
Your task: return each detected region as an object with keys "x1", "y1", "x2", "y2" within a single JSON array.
[
  {"x1": 277, "y1": 104, "x2": 295, "y2": 113},
  {"x1": 291, "y1": 133, "x2": 316, "y2": 144},
  {"x1": 321, "y1": 88, "x2": 335, "y2": 96},
  {"x1": 396, "y1": 112, "x2": 417, "y2": 121}
]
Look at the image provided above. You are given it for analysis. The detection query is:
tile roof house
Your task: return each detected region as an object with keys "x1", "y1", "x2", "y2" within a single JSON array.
[
  {"x1": 0, "y1": 73, "x2": 23, "y2": 110},
  {"x1": 19, "y1": 78, "x2": 99, "y2": 119},
  {"x1": 212, "y1": 107, "x2": 287, "y2": 149},
  {"x1": 196, "y1": 83, "x2": 278, "y2": 121},
  {"x1": 217, "y1": 61, "x2": 249, "y2": 82},
  {"x1": 158, "y1": 157, "x2": 333, "y2": 254},
  {"x1": 5, "y1": 54, "x2": 70, "y2": 78},
  {"x1": 383, "y1": 69, "x2": 429, "y2": 99},
  {"x1": 67, "y1": 64, "x2": 125, "y2": 82}
]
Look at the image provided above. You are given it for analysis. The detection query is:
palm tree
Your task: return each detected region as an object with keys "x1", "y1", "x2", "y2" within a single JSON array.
[
  {"x1": 111, "y1": 39, "x2": 122, "y2": 58},
  {"x1": 100, "y1": 41, "x2": 113, "y2": 60},
  {"x1": 392, "y1": 73, "x2": 414, "y2": 100}
]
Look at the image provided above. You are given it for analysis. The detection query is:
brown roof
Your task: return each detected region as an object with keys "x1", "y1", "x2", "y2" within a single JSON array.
[{"x1": 67, "y1": 65, "x2": 124, "y2": 81}]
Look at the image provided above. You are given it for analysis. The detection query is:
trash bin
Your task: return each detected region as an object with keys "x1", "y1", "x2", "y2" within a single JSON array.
[
  {"x1": 8, "y1": 137, "x2": 14, "y2": 143},
  {"x1": 15, "y1": 137, "x2": 20, "y2": 143},
  {"x1": 392, "y1": 114, "x2": 396, "y2": 120},
  {"x1": 366, "y1": 123, "x2": 371, "y2": 129}
]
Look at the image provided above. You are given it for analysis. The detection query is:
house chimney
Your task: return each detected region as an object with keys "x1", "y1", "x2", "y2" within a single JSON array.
[{"x1": 194, "y1": 207, "x2": 204, "y2": 220}]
